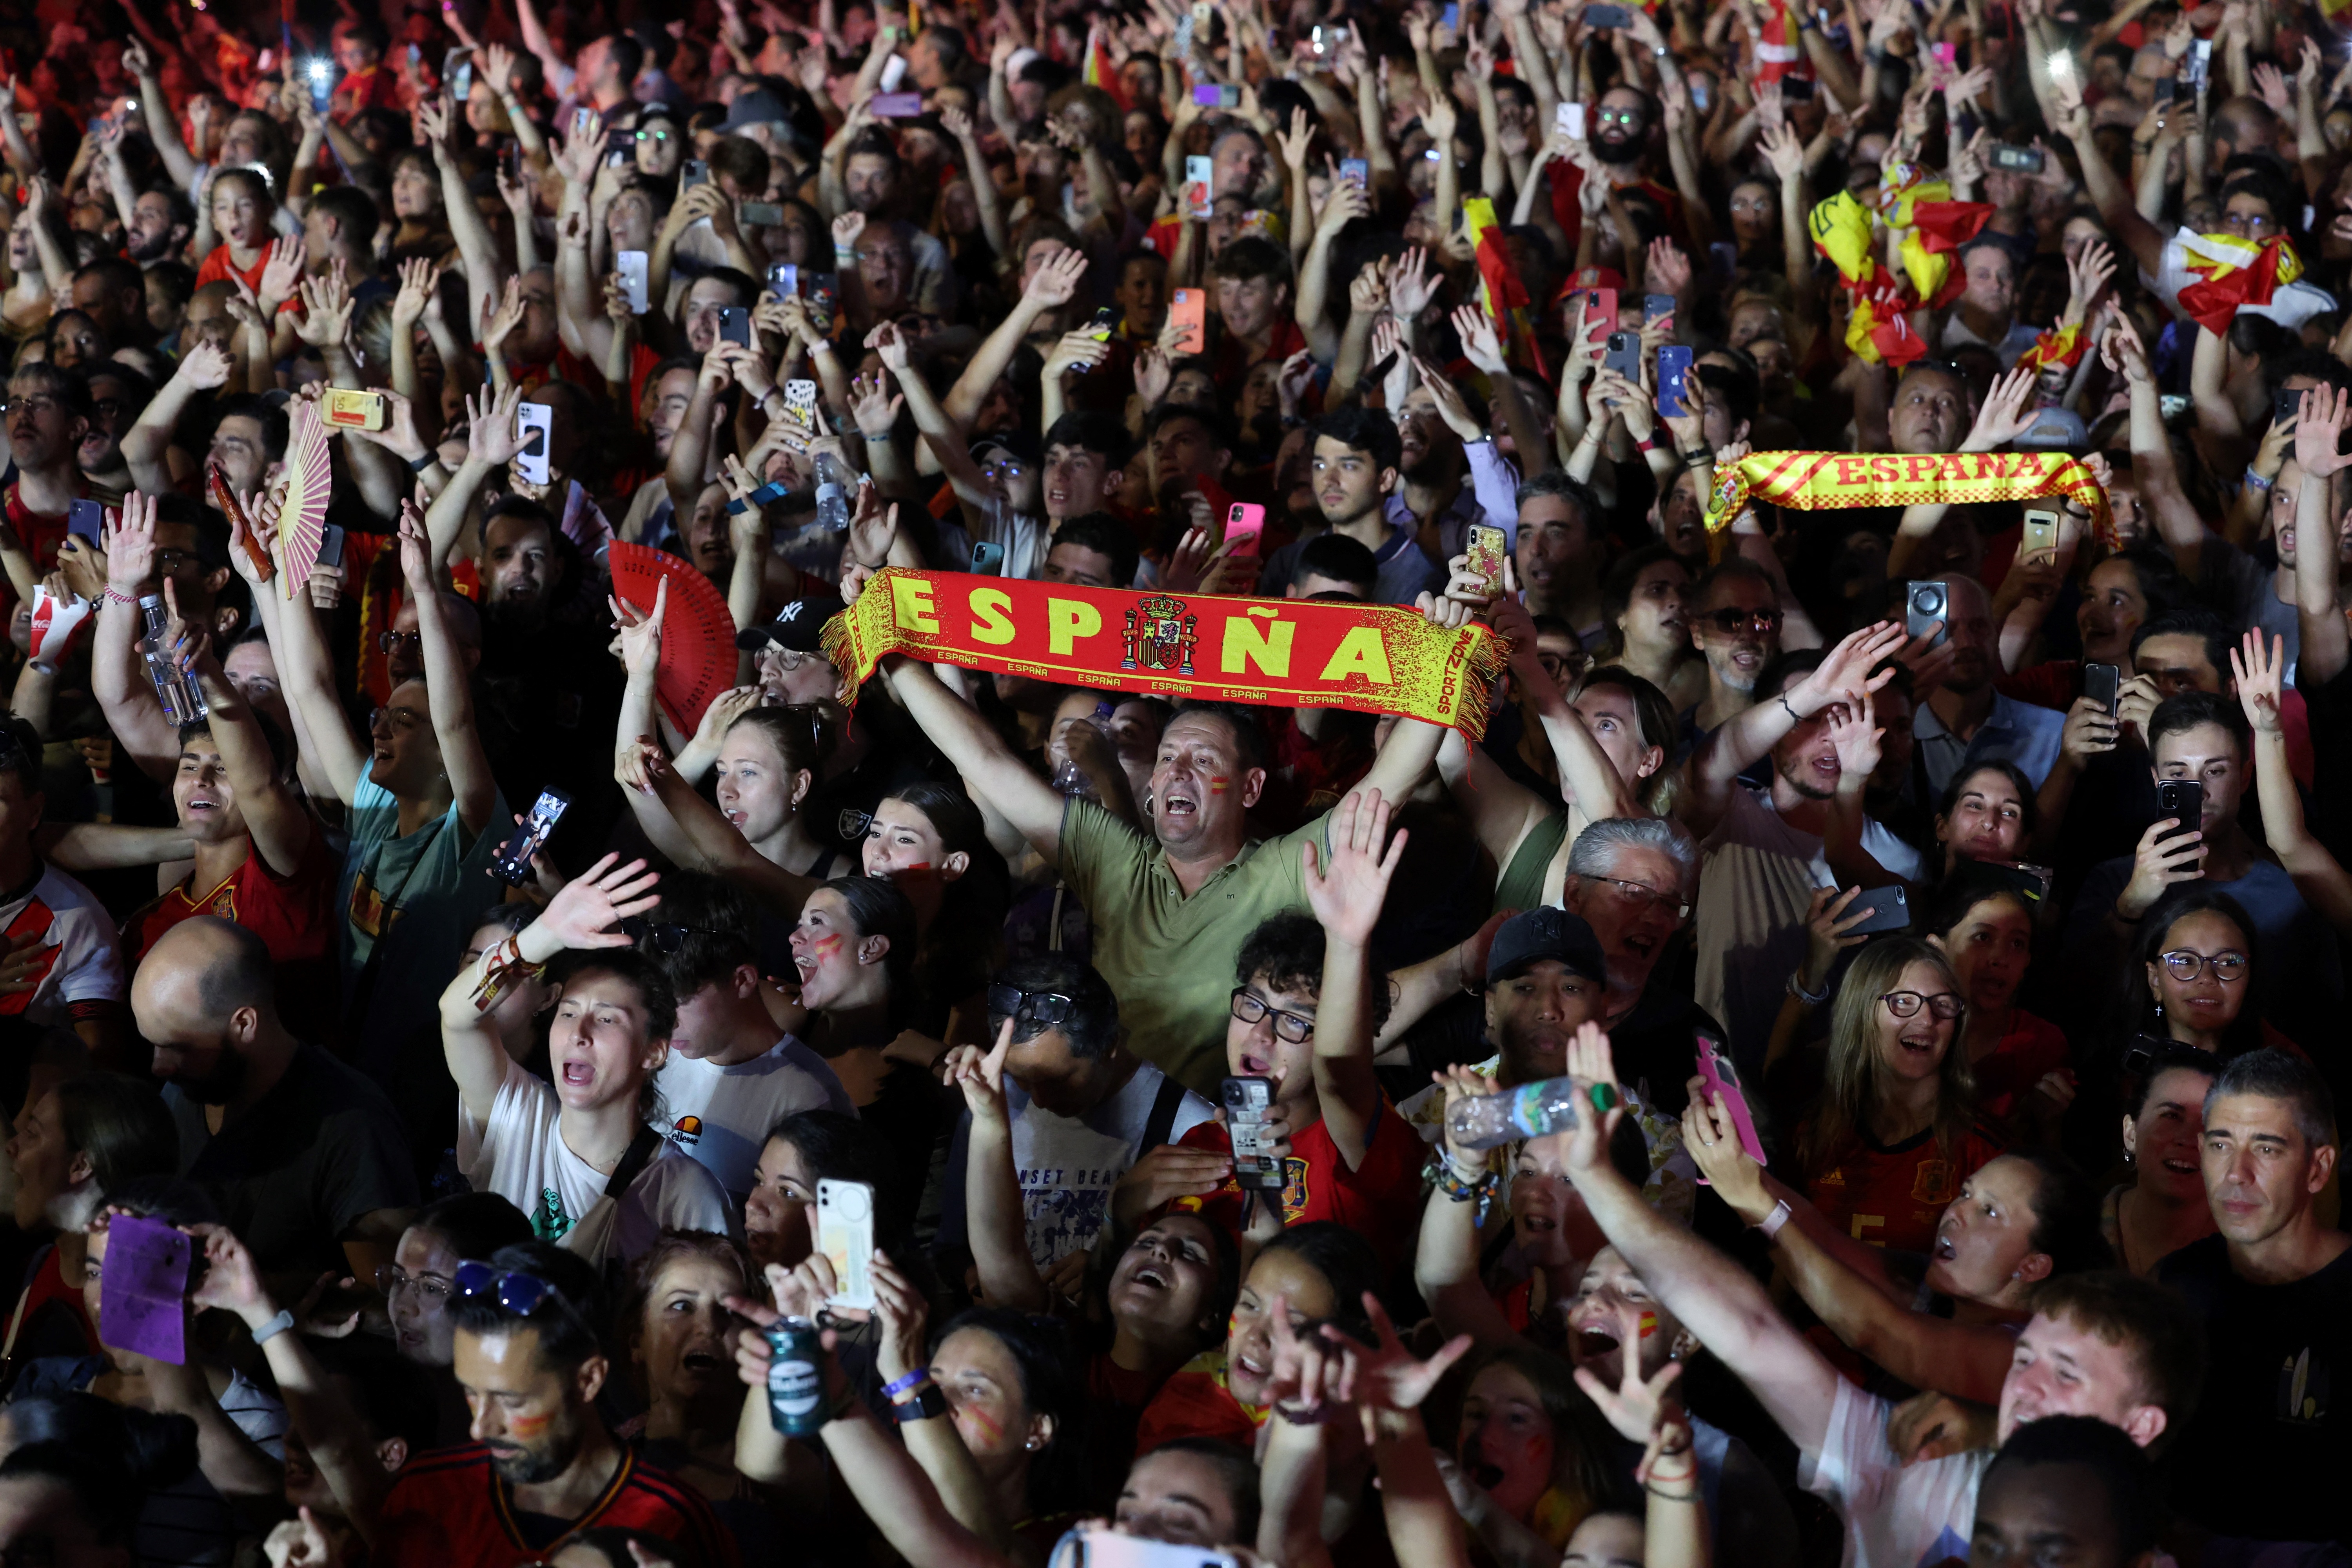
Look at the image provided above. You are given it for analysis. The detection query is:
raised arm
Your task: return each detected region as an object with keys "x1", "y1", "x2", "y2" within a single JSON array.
[
  {"x1": 1302, "y1": 790, "x2": 1403, "y2": 1168},
  {"x1": 440, "y1": 855, "x2": 660, "y2": 1122},
  {"x1": 947, "y1": 1024, "x2": 1049, "y2": 1312},
  {"x1": 395, "y1": 504, "x2": 497, "y2": 838},
  {"x1": 941, "y1": 248, "x2": 1088, "y2": 425},
  {"x1": 170, "y1": 583, "x2": 312, "y2": 875},
  {"x1": 122, "y1": 41, "x2": 198, "y2": 189},
  {"x1": 91, "y1": 493, "x2": 195, "y2": 783},
  {"x1": 2235, "y1": 631, "x2": 2352, "y2": 935},
  {"x1": 426, "y1": 385, "x2": 528, "y2": 572},
  {"x1": 879, "y1": 658, "x2": 1069, "y2": 857},
  {"x1": 122, "y1": 341, "x2": 234, "y2": 497},
  {"x1": 2291, "y1": 385, "x2": 2352, "y2": 686},
  {"x1": 1687, "y1": 621, "x2": 1906, "y2": 835},
  {"x1": 1557, "y1": 1024, "x2": 1842, "y2": 1453},
  {"x1": 420, "y1": 94, "x2": 503, "y2": 332}
]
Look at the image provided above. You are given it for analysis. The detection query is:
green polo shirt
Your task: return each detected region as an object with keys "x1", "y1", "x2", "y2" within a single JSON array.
[{"x1": 1058, "y1": 797, "x2": 1331, "y2": 1094}]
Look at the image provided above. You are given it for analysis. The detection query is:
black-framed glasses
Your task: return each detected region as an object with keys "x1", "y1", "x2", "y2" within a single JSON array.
[
  {"x1": 453, "y1": 1259, "x2": 561, "y2": 1316},
  {"x1": 1704, "y1": 607, "x2": 1782, "y2": 634},
  {"x1": 623, "y1": 917, "x2": 720, "y2": 954},
  {"x1": 2160, "y1": 949, "x2": 2249, "y2": 982},
  {"x1": 154, "y1": 548, "x2": 200, "y2": 575},
  {"x1": 1230, "y1": 987, "x2": 1315, "y2": 1044},
  {"x1": 1881, "y1": 990, "x2": 1964, "y2": 1020},
  {"x1": 1573, "y1": 873, "x2": 1691, "y2": 922},
  {"x1": 986, "y1": 983, "x2": 1077, "y2": 1040}
]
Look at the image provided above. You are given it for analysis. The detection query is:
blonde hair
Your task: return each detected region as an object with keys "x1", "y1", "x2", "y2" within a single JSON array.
[{"x1": 1800, "y1": 938, "x2": 1975, "y2": 1176}]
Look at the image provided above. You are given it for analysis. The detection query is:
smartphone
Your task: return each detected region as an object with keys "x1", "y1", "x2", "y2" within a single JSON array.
[
  {"x1": 2020, "y1": 507, "x2": 2060, "y2": 566},
  {"x1": 1584, "y1": 3, "x2": 1630, "y2": 25},
  {"x1": 1311, "y1": 23, "x2": 1327, "y2": 51},
  {"x1": 1692, "y1": 1031, "x2": 1767, "y2": 1174},
  {"x1": 2155, "y1": 779, "x2": 2205, "y2": 838},
  {"x1": 321, "y1": 387, "x2": 387, "y2": 431},
  {"x1": 1465, "y1": 522, "x2": 1508, "y2": 595},
  {"x1": 768, "y1": 262, "x2": 800, "y2": 298},
  {"x1": 878, "y1": 53, "x2": 909, "y2": 93},
  {"x1": 1192, "y1": 83, "x2": 1243, "y2": 107},
  {"x1": 1184, "y1": 154, "x2": 1214, "y2": 218},
  {"x1": 870, "y1": 91, "x2": 923, "y2": 117},
  {"x1": 307, "y1": 59, "x2": 336, "y2": 114},
  {"x1": 1644, "y1": 292, "x2": 1676, "y2": 325},
  {"x1": 572, "y1": 107, "x2": 595, "y2": 135},
  {"x1": 1085, "y1": 305, "x2": 1115, "y2": 345},
  {"x1": 1905, "y1": 579, "x2": 1949, "y2": 648},
  {"x1": 719, "y1": 306, "x2": 752, "y2": 346},
  {"x1": 1057, "y1": 1527, "x2": 1243, "y2": 1568},
  {"x1": 2154, "y1": 75, "x2": 2177, "y2": 104},
  {"x1": 1656, "y1": 345, "x2": 1694, "y2": 419},
  {"x1": 617, "y1": 249, "x2": 650, "y2": 315},
  {"x1": 606, "y1": 125, "x2": 635, "y2": 161},
  {"x1": 740, "y1": 201, "x2": 784, "y2": 227},
  {"x1": 970, "y1": 540, "x2": 1005, "y2": 575},
  {"x1": 1845, "y1": 884, "x2": 1912, "y2": 935},
  {"x1": 1989, "y1": 143, "x2": 2045, "y2": 173},
  {"x1": 1338, "y1": 157, "x2": 1369, "y2": 189},
  {"x1": 1225, "y1": 502, "x2": 1267, "y2": 557},
  {"x1": 491, "y1": 787, "x2": 570, "y2": 885},
  {"x1": 783, "y1": 378, "x2": 819, "y2": 426},
  {"x1": 815, "y1": 1178, "x2": 877, "y2": 1310},
  {"x1": 67, "y1": 499, "x2": 105, "y2": 546},
  {"x1": 1690, "y1": 75, "x2": 1711, "y2": 111},
  {"x1": 2083, "y1": 661, "x2": 2121, "y2": 717},
  {"x1": 1582, "y1": 287, "x2": 1618, "y2": 336},
  {"x1": 450, "y1": 60, "x2": 471, "y2": 101},
  {"x1": 1169, "y1": 289, "x2": 1207, "y2": 354},
  {"x1": 1221, "y1": 1076, "x2": 1285, "y2": 1194},
  {"x1": 1192, "y1": 0, "x2": 1213, "y2": 26},
  {"x1": 2189, "y1": 37, "x2": 2212, "y2": 89},
  {"x1": 1931, "y1": 40, "x2": 1956, "y2": 67},
  {"x1": 2275, "y1": 388, "x2": 2303, "y2": 428},
  {"x1": 1782, "y1": 74, "x2": 1815, "y2": 101},
  {"x1": 316, "y1": 523, "x2": 345, "y2": 570},
  {"x1": 1604, "y1": 330, "x2": 1642, "y2": 381},
  {"x1": 514, "y1": 401, "x2": 553, "y2": 485},
  {"x1": 1557, "y1": 101, "x2": 1586, "y2": 140},
  {"x1": 681, "y1": 158, "x2": 710, "y2": 190},
  {"x1": 807, "y1": 272, "x2": 838, "y2": 332}
]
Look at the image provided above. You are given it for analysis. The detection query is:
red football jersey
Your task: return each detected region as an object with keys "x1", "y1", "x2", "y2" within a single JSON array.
[
  {"x1": 120, "y1": 828, "x2": 339, "y2": 1038},
  {"x1": 1172, "y1": 1097, "x2": 1425, "y2": 1266},
  {"x1": 1804, "y1": 1123, "x2": 2006, "y2": 1256},
  {"x1": 374, "y1": 1443, "x2": 740, "y2": 1568}
]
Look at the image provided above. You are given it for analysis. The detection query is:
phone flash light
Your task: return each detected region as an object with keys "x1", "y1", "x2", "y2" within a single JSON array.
[{"x1": 309, "y1": 60, "x2": 330, "y2": 82}]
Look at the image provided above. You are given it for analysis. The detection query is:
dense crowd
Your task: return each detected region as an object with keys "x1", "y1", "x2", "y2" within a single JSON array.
[{"x1": 0, "y1": 0, "x2": 2347, "y2": 1563}]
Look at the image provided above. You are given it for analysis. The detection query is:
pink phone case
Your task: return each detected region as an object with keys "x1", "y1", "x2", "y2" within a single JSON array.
[
  {"x1": 1693, "y1": 1033, "x2": 1767, "y2": 1176},
  {"x1": 1225, "y1": 503, "x2": 1265, "y2": 556}
]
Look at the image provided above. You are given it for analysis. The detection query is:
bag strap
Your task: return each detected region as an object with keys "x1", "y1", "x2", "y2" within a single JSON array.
[
  {"x1": 1136, "y1": 1072, "x2": 1189, "y2": 1157},
  {"x1": 605, "y1": 1126, "x2": 665, "y2": 1201}
]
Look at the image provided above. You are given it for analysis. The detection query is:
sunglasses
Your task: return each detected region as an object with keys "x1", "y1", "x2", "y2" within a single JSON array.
[
  {"x1": 1703, "y1": 607, "x2": 1783, "y2": 634},
  {"x1": 453, "y1": 1259, "x2": 562, "y2": 1316},
  {"x1": 622, "y1": 917, "x2": 720, "y2": 955},
  {"x1": 986, "y1": 984, "x2": 1077, "y2": 1039}
]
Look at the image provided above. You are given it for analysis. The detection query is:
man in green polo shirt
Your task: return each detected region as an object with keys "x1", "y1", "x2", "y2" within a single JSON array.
[{"x1": 879, "y1": 657, "x2": 1447, "y2": 1091}]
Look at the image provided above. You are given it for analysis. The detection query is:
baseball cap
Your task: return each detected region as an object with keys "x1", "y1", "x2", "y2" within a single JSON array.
[
  {"x1": 1485, "y1": 908, "x2": 1609, "y2": 988},
  {"x1": 722, "y1": 87, "x2": 792, "y2": 133},
  {"x1": 736, "y1": 596, "x2": 835, "y2": 653}
]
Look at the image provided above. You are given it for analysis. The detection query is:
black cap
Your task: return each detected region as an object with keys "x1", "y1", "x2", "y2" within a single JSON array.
[
  {"x1": 735, "y1": 596, "x2": 834, "y2": 653},
  {"x1": 1486, "y1": 908, "x2": 1609, "y2": 987}
]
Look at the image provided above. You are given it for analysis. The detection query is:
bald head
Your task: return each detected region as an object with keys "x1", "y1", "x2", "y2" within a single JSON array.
[{"x1": 135, "y1": 916, "x2": 275, "y2": 1029}]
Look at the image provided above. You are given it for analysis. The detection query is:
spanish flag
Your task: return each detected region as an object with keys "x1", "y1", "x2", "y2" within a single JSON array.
[
  {"x1": 2174, "y1": 232, "x2": 2303, "y2": 338},
  {"x1": 1464, "y1": 197, "x2": 1550, "y2": 381},
  {"x1": 1811, "y1": 191, "x2": 1926, "y2": 366},
  {"x1": 2017, "y1": 321, "x2": 2086, "y2": 376},
  {"x1": 1083, "y1": 25, "x2": 1134, "y2": 113}
]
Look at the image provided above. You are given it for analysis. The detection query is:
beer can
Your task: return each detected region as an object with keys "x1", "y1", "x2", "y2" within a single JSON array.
[{"x1": 764, "y1": 1317, "x2": 826, "y2": 1436}]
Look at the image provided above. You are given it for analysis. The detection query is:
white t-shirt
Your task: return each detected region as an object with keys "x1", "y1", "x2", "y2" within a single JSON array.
[
  {"x1": 0, "y1": 865, "x2": 126, "y2": 1030},
  {"x1": 1001, "y1": 1064, "x2": 1215, "y2": 1267},
  {"x1": 459, "y1": 1059, "x2": 733, "y2": 1263},
  {"x1": 655, "y1": 1037, "x2": 851, "y2": 1203},
  {"x1": 1802, "y1": 1377, "x2": 1989, "y2": 1568}
]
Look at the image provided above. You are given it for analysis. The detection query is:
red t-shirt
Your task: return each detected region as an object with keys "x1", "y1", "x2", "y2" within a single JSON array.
[
  {"x1": 1970, "y1": 1009, "x2": 2070, "y2": 1126},
  {"x1": 194, "y1": 243, "x2": 271, "y2": 296},
  {"x1": 120, "y1": 826, "x2": 341, "y2": 1040},
  {"x1": 1171, "y1": 1097, "x2": 1424, "y2": 1267},
  {"x1": 1804, "y1": 1122, "x2": 2005, "y2": 1256},
  {"x1": 1134, "y1": 1350, "x2": 1264, "y2": 1455},
  {"x1": 374, "y1": 1444, "x2": 739, "y2": 1568}
]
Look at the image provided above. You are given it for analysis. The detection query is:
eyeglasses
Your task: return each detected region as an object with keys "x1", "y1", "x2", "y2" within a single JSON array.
[
  {"x1": 979, "y1": 457, "x2": 1025, "y2": 481},
  {"x1": 154, "y1": 548, "x2": 200, "y2": 575},
  {"x1": 623, "y1": 918, "x2": 722, "y2": 955},
  {"x1": 986, "y1": 983, "x2": 1077, "y2": 1040},
  {"x1": 1881, "y1": 990, "x2": 1964, "y2": 1020},
  {"x1": 1703, "y1": 607, "x2": 1783, "y2": 634},
  {"x1": 0, "y1": 397, "x2": 62, "y2": 419},
  {"x1": 453, "y1": 1259, "x2": 562, "y2": 1316},
  {"x1": 378, "y1": 630, "x2": 423, "y2": 654},
  {"x1": 2222, "y1": 211, "x2": 2277, "y2": 234},
  {"x1": 368, "y1": 705, "x2": 425, "y2": 733},
  {"x1": 2160, "y1": 949, "x2": 2249, "y2": 982},
  {"x1": 375, "y1": 1264, "x2": 452, "y2": 1302},
  {"x1": 1230, "y1": 988, "x2": 1315, "y2": 1044},
  {"x1": 1573, "y1": 873, "x2": 1691, "y2": 922},
  {"x1": 91, "y1": 398, "x2": 122, "y2": 420}
]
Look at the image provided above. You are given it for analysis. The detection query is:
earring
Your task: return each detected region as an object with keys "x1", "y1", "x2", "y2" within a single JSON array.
[
  {"x1": 2154, "y1": 1001, "x2": 2165, "y2": 1020},
  {"x1": 1025, "y1": 1438, "x2": 1040, "y2": 1451}
]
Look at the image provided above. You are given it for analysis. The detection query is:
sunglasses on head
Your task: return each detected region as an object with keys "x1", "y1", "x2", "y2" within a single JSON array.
[
  {"x1": 621, "y1": 917, "x2": 720, "y2": 955},
  {"x1": 453, "y1": 1260, "x2": 562, "y2": 1317}
]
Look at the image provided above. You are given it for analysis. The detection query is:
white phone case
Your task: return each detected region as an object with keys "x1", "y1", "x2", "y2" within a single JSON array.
[{"x1": 817, "y1": 1179, "x2": 876, "y2": 1310}]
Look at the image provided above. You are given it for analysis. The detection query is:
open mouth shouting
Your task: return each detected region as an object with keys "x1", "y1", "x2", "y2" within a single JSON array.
[
  {"x1": 559, "y1": 1056, "x2": 597, "y2": 1092},
  {"x1": 1160, "y1": 785, "x2": 1200, "y2": 822}
]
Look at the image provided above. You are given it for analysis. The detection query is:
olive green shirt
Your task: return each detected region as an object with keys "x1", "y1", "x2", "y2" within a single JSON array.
[{"x1": 1058, "y1": 796, "x2": 1331, "y2": 1094}]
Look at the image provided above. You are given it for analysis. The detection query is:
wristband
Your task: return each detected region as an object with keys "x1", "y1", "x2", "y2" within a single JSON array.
[
  {"x1": 1787, "y1": 968, "x2": 1832, "y2": 1006},
  {"x1": 892, "y1": 1383, "x2": 949, "y2": 1423},
  {"x1": 103, "y1": 588, "x2": 139, "y2": 610},
  {"x1": 250, "y1": 1308, "x2": 297, "y2": 1345},
  {"x1": 1681, "y1": 447, "x2": 1712, "y2": 467},
  {"x1": 1755, "y1": 1197, "x2": 1793, "y2": 1241},
  {"x1": 2244, "y1": 466, "x2": 2274, "y2": 492},
  {"x1": 1777, "y1": 689, "x2": 1801, "y2": 722},
  {"x1": 882, "y1": 1368, "x2": 930, "y2": 1401},
  {"x1": 1635, "y1": 432, "x2": 1658, "y2": 453},
  {"x1": 408, "y1": 451, "x2": 439, "y2": 472}
]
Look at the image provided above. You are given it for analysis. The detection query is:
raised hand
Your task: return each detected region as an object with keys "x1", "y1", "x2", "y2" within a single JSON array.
[
  {"x1": 106, "y1": 491, "x2": 156, "y2": 591},
  {"x1": 1388, "y1": 245, "x2": 1436, "y2": 323},
  {"x1": 390, "y1": 256, "x2": 440, "y2": 328},
  {"x1": 2296, "y1": 385, "x2": 2352, "y2": 477},
  {"x1": 1301, "y1": 789, "x2": 1408, "y2": 949},
  {"x1": 948, "y1": 1016, "x2": 1015, "y2": 1123},
  {"x1": 537, "y1": 853, "x2": 662, "y2": 949},
  {"x1": 465, "y1": 384, "x2": 527, "y2": 466},
  {"x1": 1824, "y1": 690, "x2": 1882, "y2": 779},
  {"x1": 256, "y1": 235, "x2": 307, "y2": 313},
  {"x1": 481, "y1": 274, "x2": 528, "y2": 350},
  {"x1": 1963, "y1": 367, "x2": 2039, "y2": 450},
  {"x1": 1025, "y1": 244, "x2": 1088, "y2": 307},
  {"x1": 1570, "y1": 1296, "x2": 1687, "y2": 1441},
  {"x1": 611, "y1": 577, "x2": 669, "y2": 678},
  {"x1": 293, "y1": 266, "x2": 354, "y2": 349},
  {"x1": 2232, "y1": 630, "x2": 2287, "y2": 735}
]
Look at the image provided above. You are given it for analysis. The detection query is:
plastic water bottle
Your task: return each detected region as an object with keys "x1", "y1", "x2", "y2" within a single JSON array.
[
  {"x1": 815, "y1": 452, "x2": 849, "y2": 534},
  {"x1": 1448, "y1": 1076, "x2": 1584, "y2": 1151},
  {"x1": 1049, "y1": 700, "x2": 1116, "y2": 800},
  {"x1": 138, "y1": 595, "x2": 206, "y2": 726}
]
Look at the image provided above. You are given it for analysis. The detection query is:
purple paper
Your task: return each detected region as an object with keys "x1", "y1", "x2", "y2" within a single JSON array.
[{"x1": 99, "y1": 1215, "x2": 191, "y2": 1365}]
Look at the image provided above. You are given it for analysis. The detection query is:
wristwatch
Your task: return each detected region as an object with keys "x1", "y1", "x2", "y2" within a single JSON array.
[{"x1": 893, "y1": 1383, "x2": 949, "y2": 1423}]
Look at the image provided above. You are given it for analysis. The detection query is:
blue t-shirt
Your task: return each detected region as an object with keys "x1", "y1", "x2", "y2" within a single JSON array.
[{"x1": 336, "y1": 774, "x2": 506, "y2": 1078}]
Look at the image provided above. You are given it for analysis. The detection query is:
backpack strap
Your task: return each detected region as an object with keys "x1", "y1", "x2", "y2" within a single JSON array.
[
  {"x1": 1136, "y1": 1072, "x2": 1190, "y2": 1156},
  {"x1": 605, "y1": 1126, "x2": 666, "y2": 1201}
]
